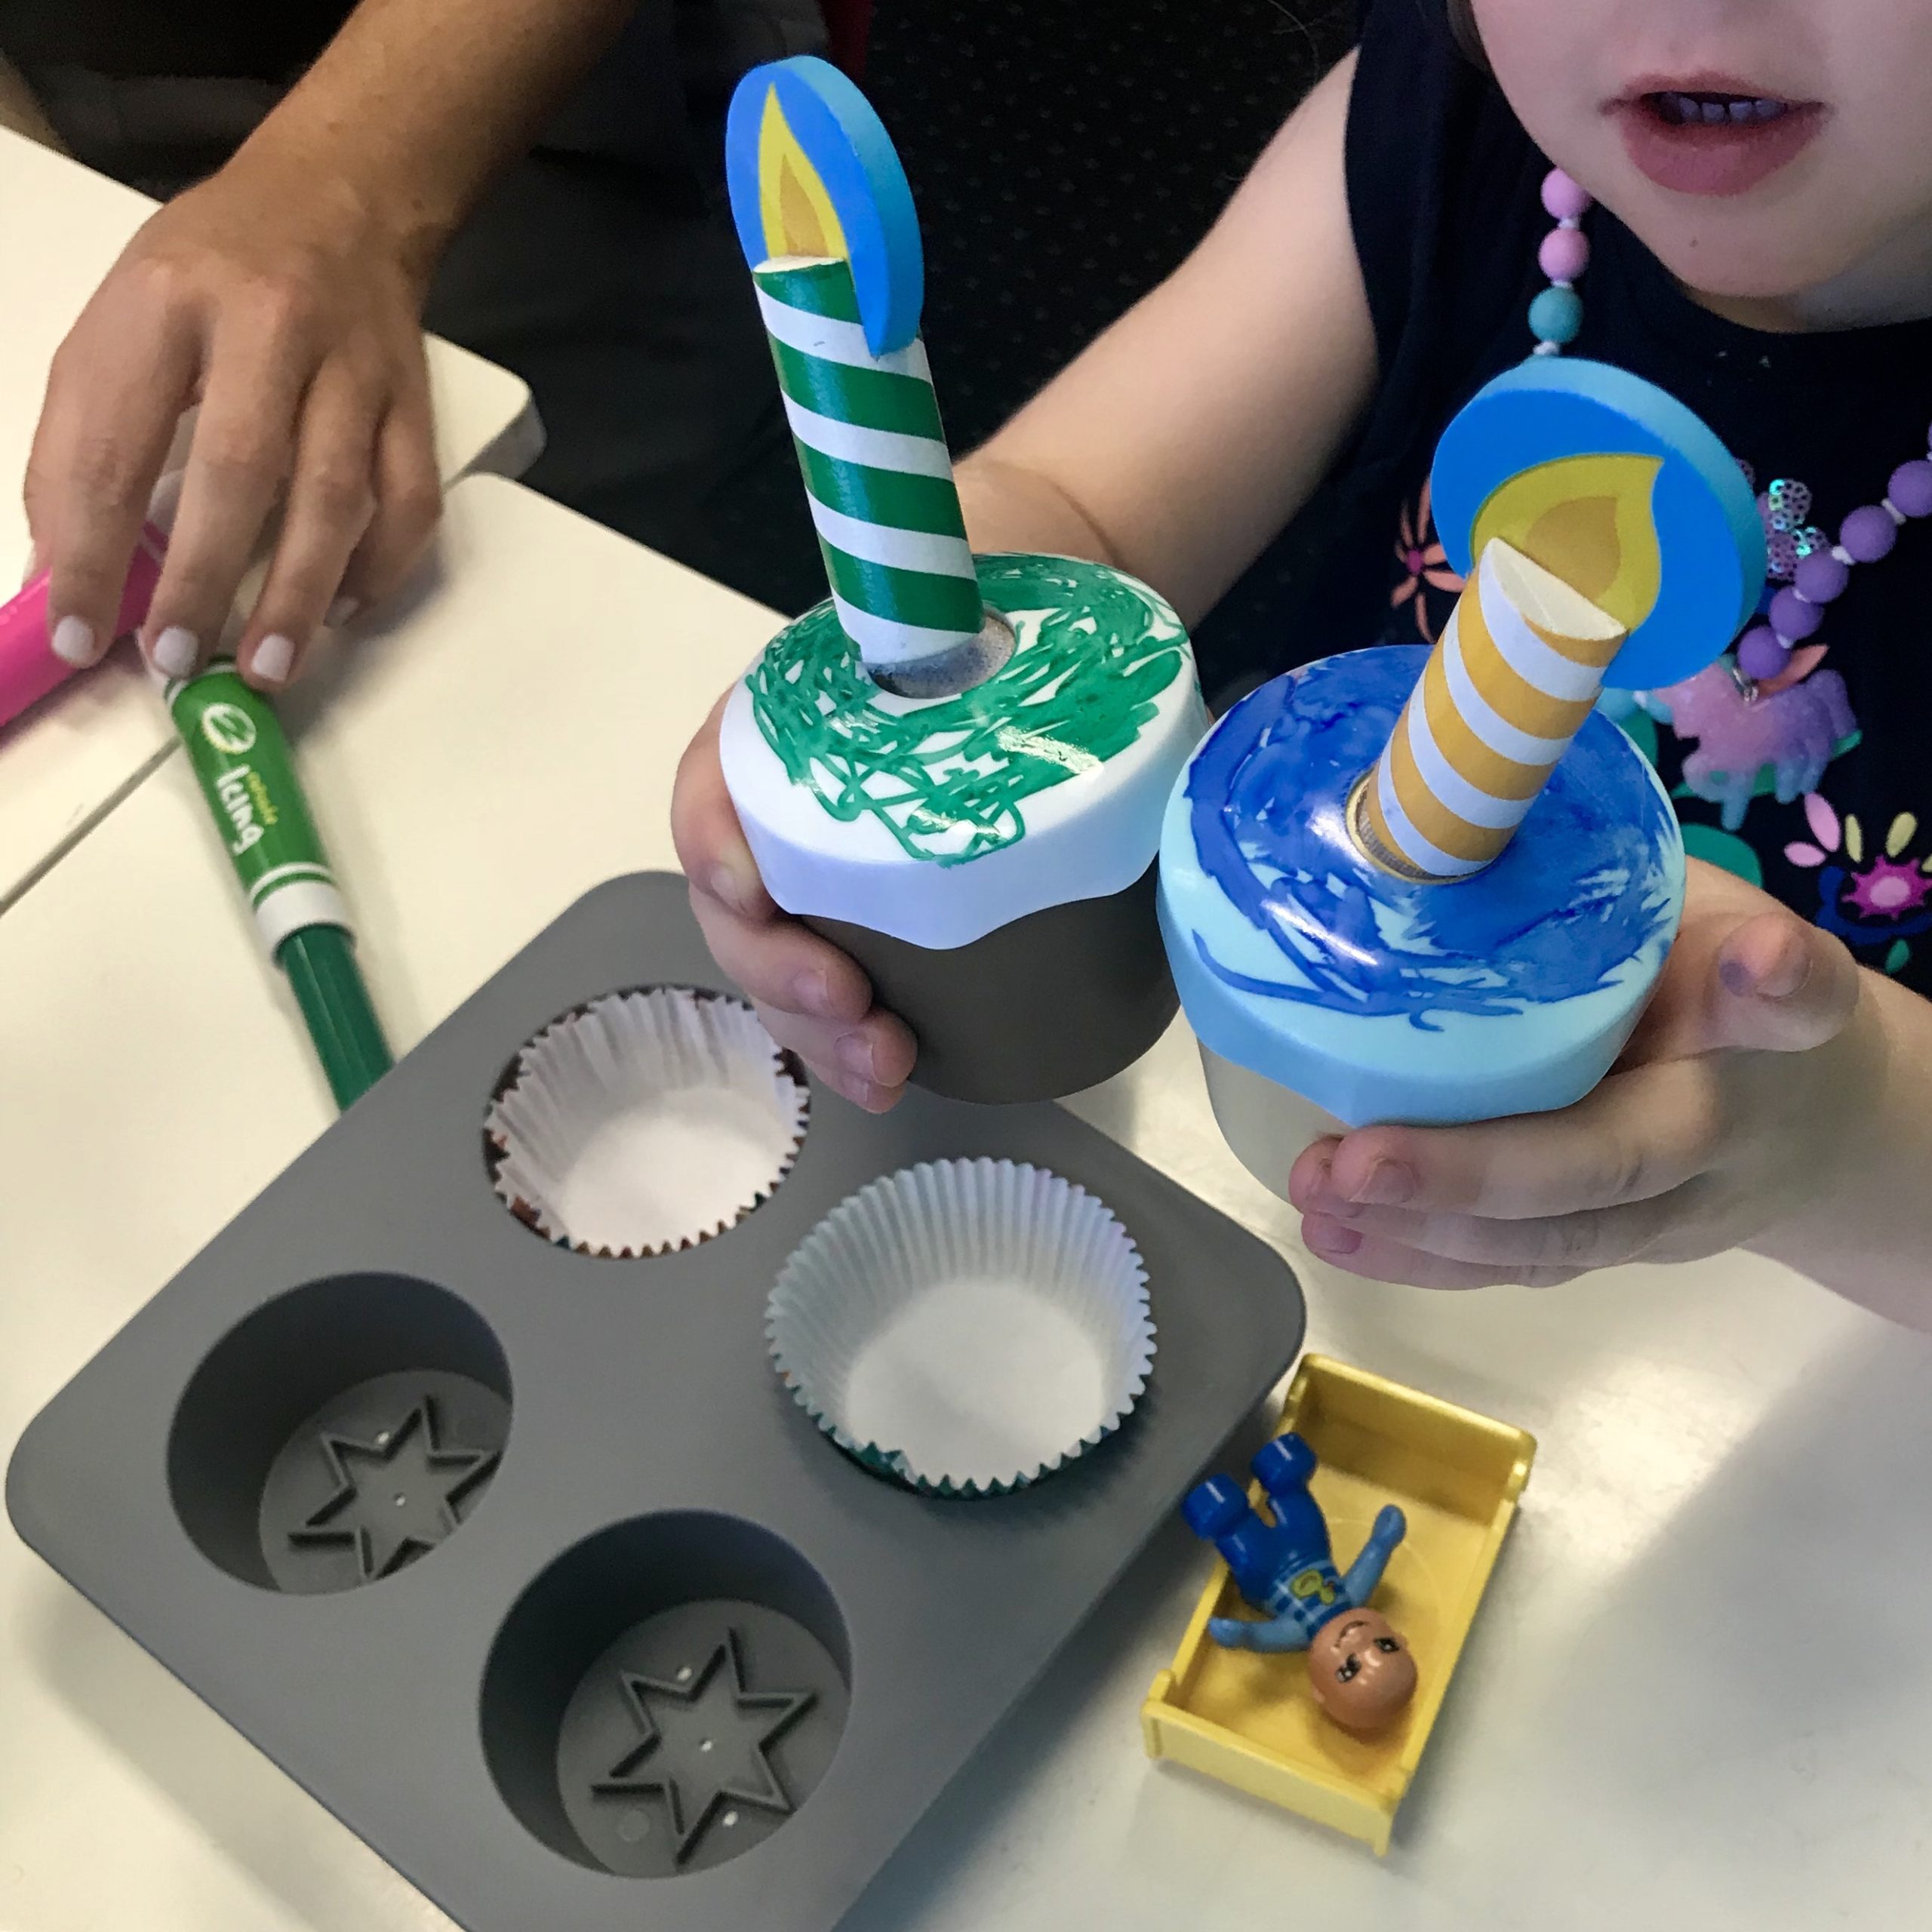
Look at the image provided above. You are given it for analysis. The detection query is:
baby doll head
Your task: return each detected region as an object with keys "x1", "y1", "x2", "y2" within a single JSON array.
[
  {"x1": 1466, "y1": 0, "x2": 1932, "y2": 322},
  {"x1": 1308, "y1": 1607, "x2": 1418, "y2": 1732}
]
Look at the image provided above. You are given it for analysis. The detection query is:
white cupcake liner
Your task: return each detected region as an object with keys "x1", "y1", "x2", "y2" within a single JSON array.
[
  {"x1": 485, "y1": 988, "x2": 808, "y2": 1257},
  {"x1": 768, "y1": 1158, "x2": 1155, "y2": 1497}
]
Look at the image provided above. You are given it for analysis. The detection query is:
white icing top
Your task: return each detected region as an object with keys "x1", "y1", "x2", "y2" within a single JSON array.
[{"x1": 720, "y1": 554, "x2": 1206, "y2": 949}]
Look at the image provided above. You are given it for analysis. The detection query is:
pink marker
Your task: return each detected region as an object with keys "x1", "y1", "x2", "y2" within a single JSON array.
[{"x1": 0, "y1": 528, "x2": 166, "y2": 729}]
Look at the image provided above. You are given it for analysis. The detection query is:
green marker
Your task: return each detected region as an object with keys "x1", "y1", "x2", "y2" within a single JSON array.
[{"x1": 166, "y1": 663, "x2": 392, "y2": 1109}]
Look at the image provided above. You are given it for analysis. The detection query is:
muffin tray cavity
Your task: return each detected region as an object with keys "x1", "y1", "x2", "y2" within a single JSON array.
[{"x1": 7, "y1": 872, "x2": 1303, "y2": 1932}]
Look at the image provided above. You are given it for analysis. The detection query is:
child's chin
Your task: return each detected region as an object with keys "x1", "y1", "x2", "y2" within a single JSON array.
[{"x1": 1632, "y1": 215, "x2": 1863, "y2": 310}]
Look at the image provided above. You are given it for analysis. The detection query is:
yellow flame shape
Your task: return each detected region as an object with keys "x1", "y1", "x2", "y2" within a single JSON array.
[
  {"x1": 1470, "y1": 452, "x2": 1664, "y2": 633},
  {"x1": 758, "y1": 87, "x2": 849, "y2": 263}
]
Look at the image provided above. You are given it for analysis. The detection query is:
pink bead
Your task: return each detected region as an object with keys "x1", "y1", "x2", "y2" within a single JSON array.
[
  {"x1": 1537, "y1": 226, "x2": 1590, "y2": 282},
  {"x1": 1793, "y1": 549, "x2": 1849, "y2": 605},
  {"x1": 1889, "y1": 458, "x2": 1932, "y2": 517},
  {"x1": 1841, "y1": 503, "x2": 1898, "y2": 561},
  {"x1": 1769, "y1": 585, "x2": 1823, "y2": 641},
  {"x1": 1540, "y1": 170, "x2": 1592, "y2": 221},
  {"x1": 1736, "y1": 626, "x2": 1789, "y2": 682}
]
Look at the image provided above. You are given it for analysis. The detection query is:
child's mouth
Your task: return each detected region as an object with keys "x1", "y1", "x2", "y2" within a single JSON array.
[{"x1": 1612, "y1": 81, "x2": 1825, "y2": 197}]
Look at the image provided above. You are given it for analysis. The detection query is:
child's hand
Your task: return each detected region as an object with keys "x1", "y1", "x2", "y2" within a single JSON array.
[
  {"x1": 1287, "y1": 860, "x2": 1876, "y2": 1287},
  {"x1": 671, "y1": 692, "x2": 918, "y2": 1112}
]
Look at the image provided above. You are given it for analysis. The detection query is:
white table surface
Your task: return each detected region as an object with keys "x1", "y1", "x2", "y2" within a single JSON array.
[
  {"x1": 0, "y1": 127, "x2": 542, "y2": 915},
  {"x1": 5, "y1": 472, "x2": 1930, "y2": 1932}
]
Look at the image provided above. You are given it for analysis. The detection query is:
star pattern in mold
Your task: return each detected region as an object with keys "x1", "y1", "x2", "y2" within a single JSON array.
[
  {"x1": 592, "y1": 1626, "x2": 817, "y2": 1863},
  {"x1": 286, "y1": 1398, "x2": 500, "y2": 1582}
]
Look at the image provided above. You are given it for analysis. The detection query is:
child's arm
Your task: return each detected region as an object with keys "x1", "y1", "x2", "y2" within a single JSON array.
[
  {"x1": 671, "y1": 53, "x2": 1377, "y2": 1109},
  {"x1": 1291, "y1": 860, "x2": 1932, "y2": 1329},
  {"x1": 957, "y1": 51, "x2": 1375, "y2": 623}
]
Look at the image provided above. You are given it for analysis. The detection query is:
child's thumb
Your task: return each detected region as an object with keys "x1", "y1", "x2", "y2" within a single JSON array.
[{"x1": 1706, "y1": 910, "x2": 1862, "y2": 1054}]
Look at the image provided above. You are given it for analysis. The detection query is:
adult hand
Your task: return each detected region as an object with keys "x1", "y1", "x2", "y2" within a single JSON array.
[
  {"x1": 26, "y1": 137, "x2": 441, "y2": 690},
  {"x1": 671, "y1": 691, "x2": 918, "y2": 1112},
  {"x1": 1287, "y1": 859, "x2": 1878, "y2": 1287}
]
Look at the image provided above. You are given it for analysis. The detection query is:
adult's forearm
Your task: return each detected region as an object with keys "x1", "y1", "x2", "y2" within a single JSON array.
[
  {"x1": 236, "y1": 0, "x2": 637, "y2": 275},
  {"x1": 1749, "y1": 971, "x2": 1932, "y2": 1326}
]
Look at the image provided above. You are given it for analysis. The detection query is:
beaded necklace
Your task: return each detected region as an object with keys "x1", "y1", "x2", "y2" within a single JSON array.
[{"x1": 1528, "y1": 166, "x2": 1932, "y2": 691}]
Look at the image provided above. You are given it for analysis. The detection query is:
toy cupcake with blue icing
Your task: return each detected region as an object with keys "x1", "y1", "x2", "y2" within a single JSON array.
[
  {"x1": 1159, "y1": 360, "x2": 1765, "y2": 1185},
  {"x1": 716, "y1": 57, "x2": 1204, "y2": 1103}
]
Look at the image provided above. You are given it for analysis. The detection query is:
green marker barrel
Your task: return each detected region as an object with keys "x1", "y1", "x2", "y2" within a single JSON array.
[{"x1": 166, "y1": 664, "x2": 392, "y2": 1109}]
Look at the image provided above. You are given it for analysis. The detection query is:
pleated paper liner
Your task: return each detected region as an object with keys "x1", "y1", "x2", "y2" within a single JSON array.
[
  {"x1": 768, "y1": 1158, "x2": 1155, "y2": 1498},
  {"x1": 485, "y1": 988, "x2": 808, "y2": 1257}
]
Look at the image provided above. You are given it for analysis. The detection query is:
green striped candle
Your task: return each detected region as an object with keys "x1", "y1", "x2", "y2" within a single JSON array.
[{"x1": 754, "y1": 256, "x2": 985, "y2": 680}]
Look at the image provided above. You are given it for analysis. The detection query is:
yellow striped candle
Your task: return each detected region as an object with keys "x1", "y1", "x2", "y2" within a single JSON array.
[{"x1": 1352, "y1": 540, "x2": 1628, "y2": 882}]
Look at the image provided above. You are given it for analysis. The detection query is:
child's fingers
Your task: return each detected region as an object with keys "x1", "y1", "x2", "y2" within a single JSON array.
[
  {"x1": 1321, "y1": 1055, "x2": 1721, "y2": 1222},
  {"x1": 672, "y1": 694, "x2": 776, "y2": 921},
  {"x1": 1297, "y1": 1182, "x2": 1696, "y2": 1274},
  {"x1": 750, "y1": 1000, "x2": 915, "y2": 1112},
  {"x1": 1300, "y1": 1211, "x2": 1585, "y2": 1289},
  {"x1": 1706, "y1": 911, "x2": 1862, "y2": 1055},
  {"x1": 688, "y1": 883, "x2": 873, "y2": 1025}
]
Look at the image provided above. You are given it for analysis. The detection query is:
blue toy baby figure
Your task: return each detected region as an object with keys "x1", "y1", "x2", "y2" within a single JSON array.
[{"x1": 1183, "y1": 1434, "x2": 1417, "y2": 1732}]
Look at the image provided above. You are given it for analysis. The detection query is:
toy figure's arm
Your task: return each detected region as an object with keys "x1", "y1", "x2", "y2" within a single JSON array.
[
  {"x1": 1208, "y1": 1612, "x2": 1311, "y2": 1654},
  {"x1": 1340, "y1": 1505, "x2": 1407, "y2": 1608}
]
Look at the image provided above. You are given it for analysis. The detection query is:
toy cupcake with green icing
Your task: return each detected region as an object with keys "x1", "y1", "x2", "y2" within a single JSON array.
[{"x1": 717, "y1": 58, "x2": 1205, "y2": 1103}]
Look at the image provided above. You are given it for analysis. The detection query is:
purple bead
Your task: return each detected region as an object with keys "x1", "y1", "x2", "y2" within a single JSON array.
[
  {"x1": 1537, "y1": 226, "x2": 1590, "y2": 282},
  {"x1": 1736, "y1": 625, "x2": 1790, "y2": 682},
  {"x1": 1841, "y1": 503, "x2": 1898, "y2": 562},
  {"x1": 1889, "y1": 458, "x2": 1932, "y2": 518},
  {"x1": 1540, "y1": 169, "x2": 1592, "y2": 221},
  {"x1": 1793, "y1": 549, "x2": 1850, "y2": 605},
  {"x1": 1769, "y1": 585, "x2": 1824, "y2": 641}
]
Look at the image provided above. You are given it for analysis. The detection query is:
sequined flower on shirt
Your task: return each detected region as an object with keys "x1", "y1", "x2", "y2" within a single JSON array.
[
  {"x1": 1758, "y1": 475, "x2": 1829, "y2": 583},
  {"x1": 1391, "y1": 478, "x2": 1463, "y2": 642},
  {"x1": 1785, "y1": 793, "x2": 1932, "y2": 975}
]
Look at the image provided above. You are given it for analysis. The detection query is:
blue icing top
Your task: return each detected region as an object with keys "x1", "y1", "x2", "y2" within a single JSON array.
[
  {"x1": 1185, "y1": 647, "x2": 1676, "y2": 1025},
  {"x1": 1158, "y1": 646, "x2": 1687, "y2": 1124}
]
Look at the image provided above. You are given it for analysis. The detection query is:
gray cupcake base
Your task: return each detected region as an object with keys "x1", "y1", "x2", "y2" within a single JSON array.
[
  {"x1": 809, "y1": 862, "x2": 1177, "y2": 1103},
  {"x1": 8, "y1": 871, "x2": 1303, "y2": 1932}
]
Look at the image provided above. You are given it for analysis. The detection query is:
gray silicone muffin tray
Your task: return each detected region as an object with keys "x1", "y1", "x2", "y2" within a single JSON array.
[{"x1": 7, "y1": 870, "x2": 1305, "y2": 1932}]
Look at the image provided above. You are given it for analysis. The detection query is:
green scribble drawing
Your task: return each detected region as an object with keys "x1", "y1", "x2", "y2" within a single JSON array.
[{"x1": 749, "y1": 554, "x2": 1190, "y2": 866}]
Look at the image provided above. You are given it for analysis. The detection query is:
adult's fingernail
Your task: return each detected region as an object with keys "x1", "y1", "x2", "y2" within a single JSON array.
[
  {"x1": 49, "y1": 615, "x2": 97, "y2": 667},
  {"x1": 707, "y1": 863, "x2": 746, "y2": 913},
  {"x1": 1349, "y1": 1158, "x2": 1416, "y2": 1207},
  {"x1": 792, "y1": 967, "x2": 832, "y2": 1017},
  {"x1": 251, "y1": 633, "x2": 296, "y2": 686},
  {"x1": 150, "y1": 625, "x2": 198, "y2": 678},
  {"x1": 837, "y1": 1030, "x2": 876, "y2": 1081},
  {"x1": 325, "y1": 595, "x2": 361, "y2": 628},
  {"x1": 21, "y1": 541, "x2": 41, "y2": 587}
]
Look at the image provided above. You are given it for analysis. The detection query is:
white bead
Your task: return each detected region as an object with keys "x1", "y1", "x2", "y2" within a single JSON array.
[
  {"x1": 1832, "y1": 543, "x2": 1856, "y2": 565},
  {"x1": 1884, "y1": 498, "x2": 1907, "y2": 525},
  {"x1": 1532, "y1": 340, "x2": 1561, "y2": 356},
  {"x1": 1558, "y1": 216, "x2": 1581, "y2": 230},
  {"x1": 1552, "y1": 278, "x2": 1574, "y2": 290}
]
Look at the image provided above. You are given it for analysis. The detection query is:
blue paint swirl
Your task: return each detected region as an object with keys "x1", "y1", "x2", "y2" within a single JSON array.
[{"x1": 1186, "y1": 647, "x2": 1677, "y2": 1029}]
